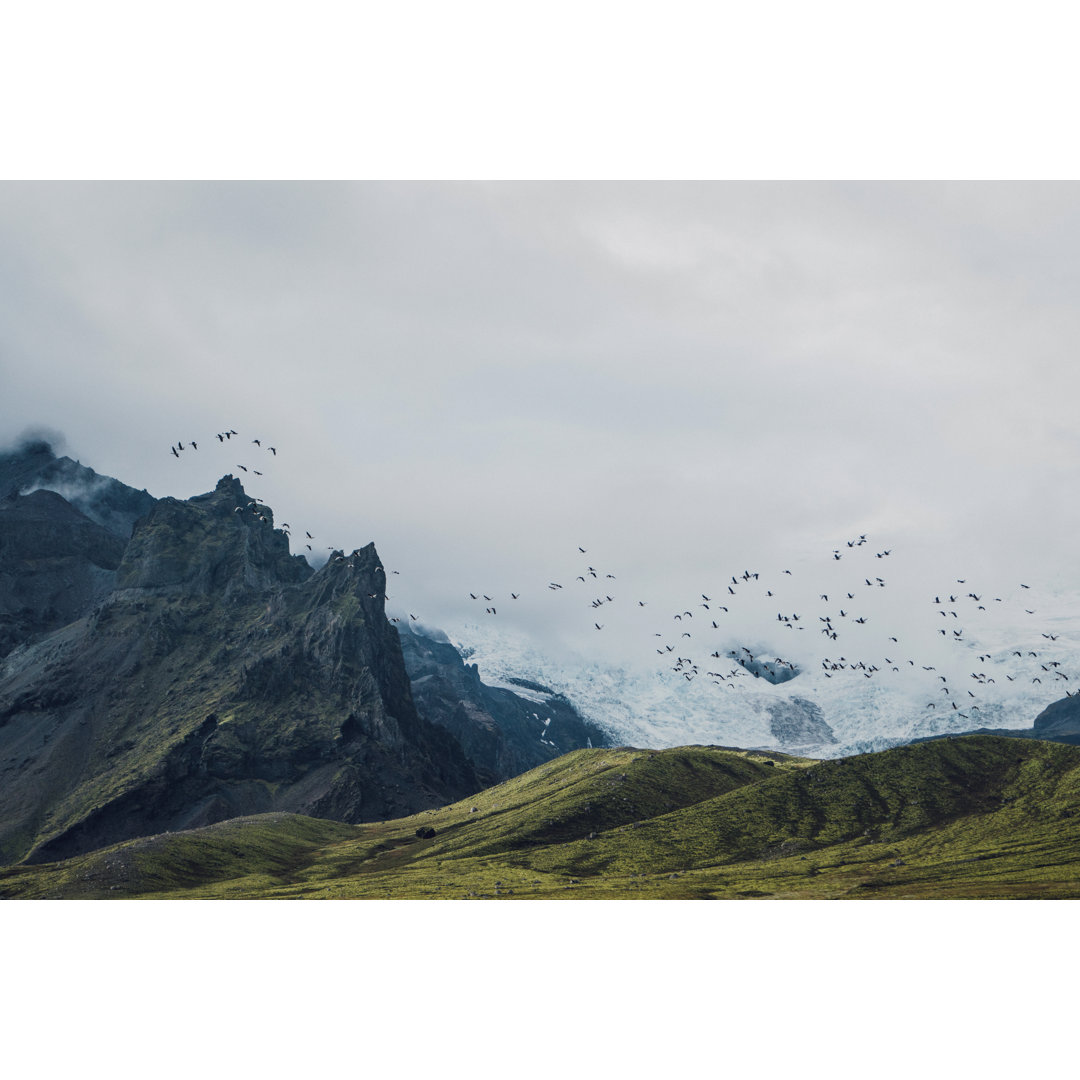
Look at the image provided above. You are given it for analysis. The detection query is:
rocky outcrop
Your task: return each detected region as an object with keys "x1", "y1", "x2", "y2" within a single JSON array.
[
  {"x1": 1033, "y1": 694, "x2": 1080, "y2": 734},
  {"x1": 764, "y1": 697, "x2": 837, "y2": 750},
  {"x1": 114, "y1": 475, "x2": 310, "y2": 598},
  {"x1": 397, "y1": 622, "x2": 611, "y2": 786},
  {"x1": 728, "y1": 649, "x2": 799, "y2": 684}
]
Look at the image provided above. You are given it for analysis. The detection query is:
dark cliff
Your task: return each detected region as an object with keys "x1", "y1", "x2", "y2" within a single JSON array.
[{"x1": 397, "y1": 622, "x2": 611, "y2": 786}]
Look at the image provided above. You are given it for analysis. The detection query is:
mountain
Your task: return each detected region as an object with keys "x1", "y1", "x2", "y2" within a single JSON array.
[
  {"x1": 0, "y1": 439, "x2": 157, "y2": 660},
  {"x1": 0, "y1": 437, "x2": 156, "y2": 540},
  {"x1": 4, "y1": 437, "x2": 1078, "y2": 891},
  {"x1": 1033, "y1": 694, "x2": 1080, "y2": 743},
  {"x1": 911, "y1": 692, "x2": 1080, "y2": 749},
  {"x1": 0, "y1": 489, "x2": 126, "y2": 659},
  {"x1": 396, "y1": 621, "x2": 610, "y2": 786},
  {"x1": 0, "y1": 472, "x2": 480, "y2": 864},
  {"x1": 3, "y1": 734, "x2": 1078, "y2": 898}
]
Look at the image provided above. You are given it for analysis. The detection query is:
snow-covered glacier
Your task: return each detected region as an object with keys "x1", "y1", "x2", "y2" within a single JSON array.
[{"x1": 445, "y1": 585, "x2": 1080, "y2": 758}]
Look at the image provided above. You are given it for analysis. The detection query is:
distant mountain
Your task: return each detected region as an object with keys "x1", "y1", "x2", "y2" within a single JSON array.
[
  {"x1": 396, "y1": 621, "x2": 610, "y2": 786},
  {"x1": 912, "y1": 692, "x2": 1080, "y2": 749},
  {"x1": 0, "y1": 440, "x2": 158, "y2": 660},
  {"x1": 1033, "y1": 694, "x2": 1080, "y2": 742},
  {"x1": 0, "y1": 489, "x2": 126, "y2": 659},
  {"x1": 0, "y1": 470, "x2": 479, "y2": 864},
  {"x1": 0, "y1": 437, "x2": 156, "y2": 540}
]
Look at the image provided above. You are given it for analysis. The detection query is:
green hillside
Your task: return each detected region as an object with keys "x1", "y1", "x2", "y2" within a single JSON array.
[{"x1": 3, "y1": 735, "x2": 1079, "y2": 899}]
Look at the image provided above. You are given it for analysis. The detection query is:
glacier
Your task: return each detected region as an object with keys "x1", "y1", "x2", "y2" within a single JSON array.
[{"x1": 444, "y1": 584, "x2": 1080, "y2": 758}]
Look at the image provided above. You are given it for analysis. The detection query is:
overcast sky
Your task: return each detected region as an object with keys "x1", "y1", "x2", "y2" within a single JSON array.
[{"x1": 3, "y1": 181, "x2": 1079, "y2": 670}]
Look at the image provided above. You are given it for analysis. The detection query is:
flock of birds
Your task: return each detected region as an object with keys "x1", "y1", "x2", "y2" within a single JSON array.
[
  {"x1": 170, "y1": 431, "x2": 341, "y2": 557},
  {"x1": 455, "y1": 536, "x2": 1075, "y2": 723},
  {"x1": 169, "y1": 431, "x2": 1075, "y2": 724}
]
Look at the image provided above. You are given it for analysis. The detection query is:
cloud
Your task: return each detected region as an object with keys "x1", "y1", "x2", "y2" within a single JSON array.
[{"x1": 1, "y1": 181, "x2": 1079, "y2": 686}]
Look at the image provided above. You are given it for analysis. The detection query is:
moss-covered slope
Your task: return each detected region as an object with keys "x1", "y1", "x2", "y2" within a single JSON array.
[{"x1": 4, "y1": 735, "x2": 1077, "y2": 899}]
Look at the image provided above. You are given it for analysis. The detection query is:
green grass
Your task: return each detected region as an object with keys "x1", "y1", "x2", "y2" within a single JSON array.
[{"x1": 3, "y1": 736, "x2": 1080, "y2": 899}]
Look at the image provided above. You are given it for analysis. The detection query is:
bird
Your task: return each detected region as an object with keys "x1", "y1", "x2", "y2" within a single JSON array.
[
  {"x1": 171, "y1": 446, "x2": 179, "y2": 458},
  {"x1": 237, "y1": 465, "x2": 247, "y2": 472},
  {"x1": 269, "y1": 447, "x2": 277, "y2": 455},
  {"x1": 253, "y1": 439, "x2": 261, "y2": 446}
]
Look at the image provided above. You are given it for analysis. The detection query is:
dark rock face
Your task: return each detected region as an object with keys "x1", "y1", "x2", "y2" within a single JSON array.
[
  {"x1": 397, "y1": 623, "x2": 611, "y2": 786},
  {"x1": 1033, "y1": 695, "x2": 1080, "y2": 736},
  {"x1": 0, "y1": 490, "x2": 127, "y2": 659},
  {"x1": 728, "y1": 650, "x2": 799, "y2": 684},
  {"x1": 115, "y1": 476, "x2": 310, "y2": 598},
  {"x1": 0, "y1": 470, "x2": 481, "y2": 865},
  {"x1": 764, "y1": 697, "x2": 837, "y2": 749}
]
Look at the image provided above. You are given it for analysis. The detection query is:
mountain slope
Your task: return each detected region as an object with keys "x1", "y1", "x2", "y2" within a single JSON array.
[{"x1": 4, "y1": 734, "x2": 1077, "y2": 899}]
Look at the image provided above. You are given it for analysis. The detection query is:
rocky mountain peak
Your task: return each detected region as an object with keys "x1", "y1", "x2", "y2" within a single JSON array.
[{"x1": 113, "y1": 475, "x2": 311, "y2": 598}]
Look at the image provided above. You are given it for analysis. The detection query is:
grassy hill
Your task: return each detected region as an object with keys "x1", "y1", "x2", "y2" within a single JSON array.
[{"x1": 3, "y1": 734, "x2": 1079, "y2": 899}]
